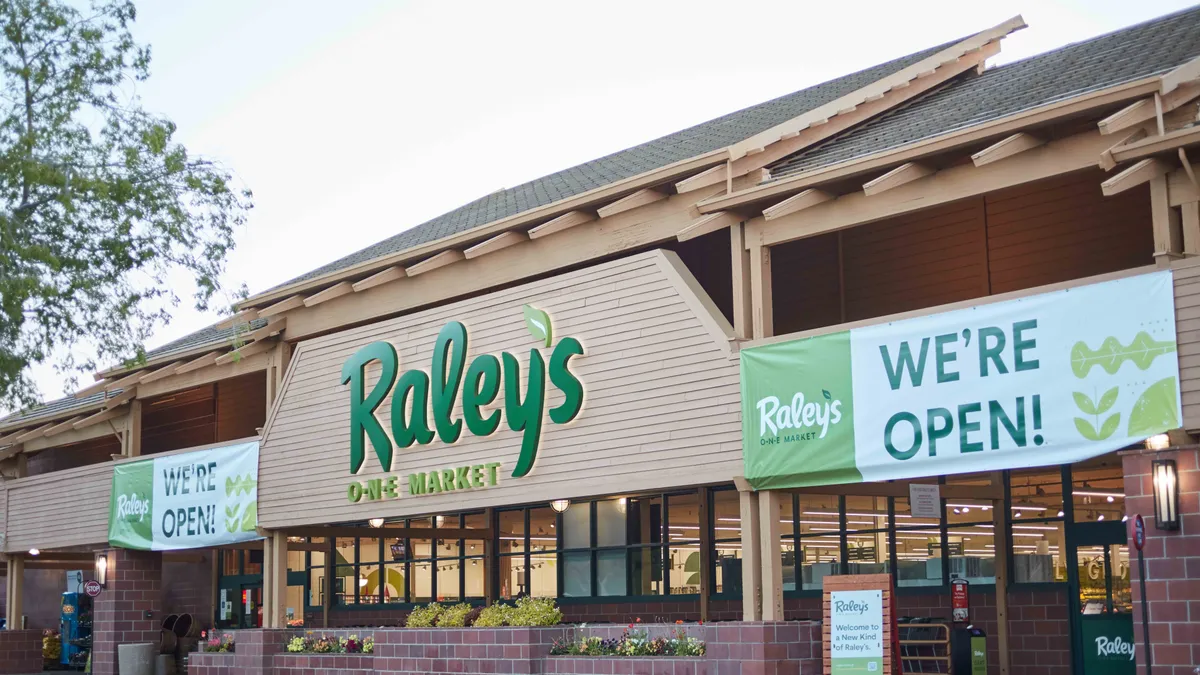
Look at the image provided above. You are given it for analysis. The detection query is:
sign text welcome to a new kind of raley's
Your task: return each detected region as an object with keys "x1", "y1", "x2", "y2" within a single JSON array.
[
  {"x1": 108, "y1": 440, "x2": 260, "y2": 550},
  {"x1": 741, "y1": 271, "x2": 1182, "y2": 488}
]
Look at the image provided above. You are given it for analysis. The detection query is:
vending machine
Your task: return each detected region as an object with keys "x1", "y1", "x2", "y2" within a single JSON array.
[{"x1": 60, "y1": 592, "x2": 93, "y2": 668}]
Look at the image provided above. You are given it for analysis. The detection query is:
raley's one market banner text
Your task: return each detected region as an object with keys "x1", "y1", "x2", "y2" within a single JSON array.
[
  {"x1": 741, "y1": 271, "x2": 1182, "y2": 489},
  {"x1": 108, "y1": 440, "x2": 260, "y2": 550}
]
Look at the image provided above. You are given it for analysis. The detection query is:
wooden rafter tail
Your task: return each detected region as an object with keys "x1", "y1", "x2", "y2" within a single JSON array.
[
  {"x1": 762, "y1": 189, "x2": 833, "y2": 221},
  {"x1": 1161, "y1": 54, "x2": 1200, "y2": 95},
  {"x1": 175, "y1": 351, "x2": 222, "y2": 375},
  {"x1": 215, "y1": 307, "x2": 259, "y2": 330},
  {"x1": 41, "y1": 416, "x2": 85, "y2": 438},
  {"x1": 407, "y1": 249, "x2": 465, "y2": 276},
  {"x1": 1100, "y1": 128, "x2": 1149, "y2": 171},
  {"x1": 1099, "y1": 82, "x2": 1200, "y2": 135},
  {"x1": 862, "y1": 162, "x2": 933, "y2": 196},
  {"x1": 214, "y1": 338, "x2": 274, "y2": 366},
  {"x1": 463, "y1": 231, "x2": 528, "y2": 259},
  {"x1": 1100, "y1": 158, "x2": 1171, "y2": 196},
  {"x1": 351, "y1": 266, "x2": 406, "y2": 293},
  {"x1": 0, "y1": 444, "x2": 23, "y2": 462},
  {"x1": 302, "y1": 282, "x2": 353, "y2": 308},
  {"x1": 674, "y1": 165, "x2": 726, "y2": 194},
  {"x1": 73, "y1": 405, "x2": 125, "y2": 430},
  {"x1": 1181, "y1": 148, "x2": 1199, "y2": 190},
  {"x1": 1109, "y1": 125, "x2": 1200, "y2": 166},
  {"x1": 246, "y1": 317, "x2": 286, "y2": 343},
  {"x1": 970, "y1": 132, "x2": 1043, "y2": 167},
  {"x1": 105, "y1": 369, "x2": 145, "y2": 393},
  {"x1": 104, "y1": 387, "x2": 137, "y2": 410},
  {"x1": 596, "y1": 187, "x2": 668, "y2": 219},
  {"x1": 528, "y1": 210, "x2": 596, "y2": 240},
  {"x1": 0, "y1": 428, "x2": 26, "y2": 446},
  {"x1": 676, "y1": 211, "x2": 740, "y2": 242},
  {"x1": 74, "y1": 378, "x2": 111, "y2": 398},
  {"x1": 138, "y1": 361, "x2": 185, "y2": 385},
  {"x1": 257, "y1": 294, "x2": 305, "y2": 319}
]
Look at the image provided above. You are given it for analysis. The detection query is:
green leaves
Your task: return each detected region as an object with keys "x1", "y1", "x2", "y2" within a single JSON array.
[
  {"x1": 822, "y1": 389, "x2": 832, "y2": 401},
  {"x1": 522, "y1": 305, "x2": 552, "y2": 347},
  {"x1": 1073, "y1": 387, "x2": 1120, "y2": 442},
  {"x1": 1070, "y1": 332, "x2": 1177, "y2": 378},
  {"x1": 225, "y1": 475, "x2": 257, "y2": 497},
  {"x1": 239, "y1": 502, "x2": 258, "y2": 533},
  {"x1": 1073, "y1": 387, "x2": 1118, "y2": 416},
  {"x1": 1075, "y1": 414, "x2": 1121, "y2": 441},
  {"x1": 1128, "y1": 377, "x2": 1179, "y2": 437}
]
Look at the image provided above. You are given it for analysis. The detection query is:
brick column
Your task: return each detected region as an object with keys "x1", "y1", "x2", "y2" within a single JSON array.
[
  {"x1": 92, "y1": 548, "x2": 163, "y2": 675},
  {"x1": 1122, "y1": 446, "x2": 1200, "y2": 674}
]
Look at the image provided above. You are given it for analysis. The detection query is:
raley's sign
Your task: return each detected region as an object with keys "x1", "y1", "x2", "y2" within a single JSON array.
[{"x1": 340, "y1": 306, "x2": 584, "y2": 502}]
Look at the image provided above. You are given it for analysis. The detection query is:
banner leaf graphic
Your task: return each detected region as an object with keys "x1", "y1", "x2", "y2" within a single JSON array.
[
  {"x1": 1070, "y1": 332, "x2": 1176, "y2": 378},
  {"x1": 1128, "y1": 376, "x2": 1180, "y2": 437},
  {"x1": 522, "y1": 305, "x2": 552, "y2": 348},
  {"x1": 1072, "y1": 392, "x2": 1097, "y2": 415},
  {"x1": 1096, "y1": 387, "x2": 1119, "y2": 415},
  {"x1": 240, "y1": 502, "x2": 258, "y2": 533},
  {"x1": 1098, "y1": 413, "x2": 1121, "y2": 440},
  {"x1": 1074, "y1": 418, "x2": 1100, "y2": 441},
  {"x1": 822, "y1": 389, "x2": 832, "y2": 401},
  {"x1": 225, "y1": 505, "x2": 239, "y2": 519},
  {"x1": 225, "y1": 475, "x2": 257, "y2": 497}
]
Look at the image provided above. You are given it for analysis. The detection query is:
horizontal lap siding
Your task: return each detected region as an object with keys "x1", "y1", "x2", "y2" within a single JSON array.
[
  {"x1": 1174, "y1": 263, "x2": 1200, "y2": 428},
  {"x1": 258, "y1": 251, "x2": 741, "y2": 528},
  {"x1": 5, "y1": 462, "x2": 110, "y2": 552},
  {"x1": 985, "y1": 169, "x2": 1152, "y2": 294}
]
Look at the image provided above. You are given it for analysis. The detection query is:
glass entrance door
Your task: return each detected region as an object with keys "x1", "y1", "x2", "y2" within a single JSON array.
[{"x1": 1068, "y1": 521, "x2": 1134, "y2": 675}]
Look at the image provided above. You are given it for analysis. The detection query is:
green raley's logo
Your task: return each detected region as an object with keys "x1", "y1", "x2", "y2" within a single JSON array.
[{"x1": 341, "y1": 305, "x2": 584, "y2": 501}]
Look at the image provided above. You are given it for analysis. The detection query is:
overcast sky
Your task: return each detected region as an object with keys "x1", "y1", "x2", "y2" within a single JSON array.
[{"x1": 24, "y1": 0, "x2": 1199, "y2": 403}]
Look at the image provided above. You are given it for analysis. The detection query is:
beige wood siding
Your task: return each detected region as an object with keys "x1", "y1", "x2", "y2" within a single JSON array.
[
  {"x1": 5, "y1": 462, "x2": 110, "y2": 552},
  {"x1": 1174, "y1": 259, "x2": 1200, "y2": 430},
  {"x1": 258, "y1": 250, "x2": 740, "y2": 528}
]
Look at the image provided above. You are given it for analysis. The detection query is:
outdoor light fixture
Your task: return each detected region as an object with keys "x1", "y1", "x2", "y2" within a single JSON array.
[
  {"x1": 369, "y1": 518, "x2": 385, "y2": 528},
  {"x1": 95, "y1": 553, "x2": 108, "y2": 587},
  {"x1": 27, "y1": 549, "x2": 38, "y2": 556},
  {"x1": 1146, "y1": 433, "x2": 1171, "y2": 451},
  {"x1": 550, "y1": 499, "x2": 570, "y2": 513},
  {"x1": 1152, "y1": 459, "x2": 1180, "y2": 530}
]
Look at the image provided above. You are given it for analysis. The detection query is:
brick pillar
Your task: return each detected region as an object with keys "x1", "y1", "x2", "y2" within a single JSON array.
[
  {"x1": 92, "y1": 548, "x2": 163, "y2": 675},
  {"x1": 1122, "y1": 446, "x2": 1200, "y2": 674}
]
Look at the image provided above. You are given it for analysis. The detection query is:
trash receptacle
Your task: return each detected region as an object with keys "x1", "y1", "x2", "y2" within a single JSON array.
[
  {"x1": 951, "y1": 626, "x2": 987, "y2": 675},
  {"x1": 117, "y1": 642, "x2": 156, "y2": 675}
]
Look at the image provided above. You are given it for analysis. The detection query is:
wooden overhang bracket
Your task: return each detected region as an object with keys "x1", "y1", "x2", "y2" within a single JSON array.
[
  {"x1": 1181, "y1": 147, "x2": 1199, "y2": 190},
  {"x1": 1100, "y1": 128, "x2": 1149, "y2": 171},
  {"x1": 676, "y1": 211, "x2": 741, "y2": 242},
  {"x1": 862, "y1": 162, "x2": 934, "y2": 196},
  {"x1": 971, "y1": 132, "x2": 1043, "y2": 168},
  {"x1": 1100, "y1": 157, "x2": 1172, "y2": 196},
  {"x1": 762, "y1": 189, "x2": 833, "y2": 221},
  {"x1": 406, "y1": 249, "x2": 465, "y2": 276}
]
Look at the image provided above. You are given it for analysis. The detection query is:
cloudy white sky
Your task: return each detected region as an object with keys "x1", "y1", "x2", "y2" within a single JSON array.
[{"x1": 25, "y1": 0, "x2": 1200, "y2": 402}]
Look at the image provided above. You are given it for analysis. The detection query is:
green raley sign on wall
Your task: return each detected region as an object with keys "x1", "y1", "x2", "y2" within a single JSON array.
[
  {"x1": 341, "y1": 306, "x2": 584, "y2": 502},
  {"x1": 741, "y1": 272, "x2": 1182, "y2": 488},
  {"x1": 1080, "y1": 615, "x2": 1136, "y2": 674}
]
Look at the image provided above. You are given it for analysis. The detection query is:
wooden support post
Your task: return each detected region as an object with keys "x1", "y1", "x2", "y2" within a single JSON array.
[
  {"x1": 9, "y1": 556, "x2": 23, "y2": 629},
  {"x1": 697, "y1": 487, "x2": 713, "y2": 622},
  {"x1": 731, "y1": 224, "x2": 753, "y2": 340},
  {"x1": 5, "y1": 556, "x2": 13, "y2": 628},
  {"x1": 1151, "y1": 175, "x2": 1183, "y2": 265},
  {"x1": 483, "y1": 508, "x2": 497, "y2": 606},
  {"x1": 266, "y1": 341, "x2": 292, "y2": 410},
  {"x1": 992, "y1": 473, "x2": 1011, "y2": 675},
  {"x1": 262, "y1": 534, "x2": 275, "y2": 628},
  {"x1": 739, "y1": 489, "x2": 763, "y2": 621},
  {"x1": 323, "y1": 537, "x2": 334, "y2": 628},
  {"x1": 271, "y1": 532, "x2": 287, "y2": 628},
  {"x1": 126, "y1": 399, "x2": 142, "y2": 458},
  {"x1": 749, "y1": 243, "x2": 773, "y2": 339},
  {"x1": 758, "y1": 491, "x2": 784, "y2": 621},
  {"x1": 1182, "y1": 201, "x2": 1200, "y2": 256}
]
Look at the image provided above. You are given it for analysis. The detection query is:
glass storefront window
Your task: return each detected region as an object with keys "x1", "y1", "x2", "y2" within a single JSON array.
[
  {"x1": 845, "y1": 496, "x2": 889, "y2": 578},
  {"x1": 946, "y1": 526, "x2": 994, "y2": 584},
  {"x1": 712, "y1": 489, "x2": 741, "y2": 595},
  {"x1": 1072, "y1": 461, "x2": 1125, "y2": 524},
  {"x1": 798, "y1": 495, "x2": 840, "y2": 589},
  {"x1": 1012, "y1": 520, "x2": 1066, "y2": 583},
  {"x1": 1010, "y1": 468, "x2": 1065, "y2": 517},
  {"x1": 894, "y1": 497, "x2": 944, "y2": 588}
]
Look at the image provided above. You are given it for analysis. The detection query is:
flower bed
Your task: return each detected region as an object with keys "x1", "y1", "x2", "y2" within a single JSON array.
[
  {"x1": 284, "y1": 632, "x2": 374, "y2": 654},
  {"x1": 203, "y1": 632, "x2": 236, "y2": 653},
  {"x1": 550, "y1": 626, "x2": 705, "y2": 657}
]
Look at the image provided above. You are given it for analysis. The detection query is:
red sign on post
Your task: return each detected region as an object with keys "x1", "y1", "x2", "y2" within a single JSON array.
[
  {"x1": 83, "y1": 580, "x2": 102, "y2": 598},
  {"x1": 1133, "y1": 514, "x2": 1145, "y2": 551},
  {"x1": 950, "y1": 578, "x2": 969, "y2": 623}
]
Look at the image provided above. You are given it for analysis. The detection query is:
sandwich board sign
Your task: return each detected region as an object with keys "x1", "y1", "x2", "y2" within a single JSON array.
[{"x1": 824, "y1": 574, "x2": 895, "y2": 674}]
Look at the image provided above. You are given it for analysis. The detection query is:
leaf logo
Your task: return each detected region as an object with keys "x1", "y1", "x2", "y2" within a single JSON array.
[
  {"x1": 225, "y1": 475, "x2": 257, "y2": 497},
  {"x1": 523, "y1": 305, "x2": 552, "y2": 347},
  {"x1": 1073, "y1": 387, "x2": 1119, "y2": 441},
  {"x1": 1070, "y1": 332, "x2": 1176, "y2": 378},
  {"x1": 822, "y1": 389, "x2": 832, "y2": 401}
]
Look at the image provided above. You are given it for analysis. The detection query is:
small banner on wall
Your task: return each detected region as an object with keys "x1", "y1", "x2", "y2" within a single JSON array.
[
  {"x1": 108, "y1": 440, "x2": 261, "y2": 550},
  {"x1": 741, "y1": 271, "x2": 1182, "y2": 489}
]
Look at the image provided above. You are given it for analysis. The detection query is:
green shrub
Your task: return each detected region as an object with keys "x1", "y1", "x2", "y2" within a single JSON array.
[
  {"x1": 405, "y1": 602, "x2": 443, "y2": 627},
  {"x1": 437, "y1": 603, "x2": 474, "y2": 627},
  {"x1": 507, "y1": 596, "x2": 562, "y2": 627},
  {"x1": 473, "y1": 602, "x2": 512, "y2": 627}
]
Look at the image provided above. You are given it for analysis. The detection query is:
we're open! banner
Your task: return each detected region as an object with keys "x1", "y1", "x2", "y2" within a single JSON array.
[
  {"x1": 741, "y1": 272, "x2": 1182, "y2": 489},
  {"x1": 108, "y1": 440, "x2": 261, "y2": 550}
]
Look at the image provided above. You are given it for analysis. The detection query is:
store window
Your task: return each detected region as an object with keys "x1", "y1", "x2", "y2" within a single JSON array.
[
  {"x1": 945, "y1": 477, "x2": 995, "y2": 585},
  {"x1": 845, "y1": 496, "x2": 889, "y2": 577},
  {"x1": 893, "y1": 496, "x2": 943, "y2": 588},
  {"x1": 668, "y1": 493, "x2": 700, "y2": 596},
  {"x1": 798, "y1": 495, "x2": 841, "y2": 589},
  {"x1": 711, "y1": 489, "x2": 741, "y2": 595},
  {"x1": 1071, "y1": 462, "x2": 1126, "y2": 524},
  {"x1": 1010, "y1": 469, "x2": 1067, "y2": 583}
]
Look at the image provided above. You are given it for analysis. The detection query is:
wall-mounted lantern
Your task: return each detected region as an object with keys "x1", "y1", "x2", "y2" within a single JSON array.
[
  {"x1": 95, "y1": 552, "x2": 109, "y2": 587},
  {"x1": 550, "y1": 499, "x2": 570, "y2": 513},
  {"x1": 1152, "y1": 459, "x2": 1180, "y2": 531}
]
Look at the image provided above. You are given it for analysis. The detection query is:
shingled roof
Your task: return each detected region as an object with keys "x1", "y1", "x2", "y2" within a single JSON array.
[
  {"x1": 267, "y1": 37, "x2": 962, "y2": 291},
  {"x1": 768, "y1": 4, "x2": 1200, "y2": 180}
]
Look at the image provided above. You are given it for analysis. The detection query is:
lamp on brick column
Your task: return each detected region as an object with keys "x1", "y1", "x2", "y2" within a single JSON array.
[
  {"x1": 95, "y1": 552, "x2": 108, "y2": 587},
  {"x1": 1151, "y1": 458, "x2": 1180, "y2": 531}
]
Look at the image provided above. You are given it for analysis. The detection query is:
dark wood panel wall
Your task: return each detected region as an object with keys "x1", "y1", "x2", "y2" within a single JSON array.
[{"x1": 770, "y1": 169, "x2": 1154, "y2": 334}]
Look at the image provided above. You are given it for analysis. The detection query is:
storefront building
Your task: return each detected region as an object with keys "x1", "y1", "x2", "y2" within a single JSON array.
[{"x1": 0, "y1": 7, "x2": 1199, "y2": 675}]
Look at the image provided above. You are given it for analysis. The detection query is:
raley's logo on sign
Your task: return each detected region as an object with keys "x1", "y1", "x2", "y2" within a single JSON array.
[
  {"x1": 1094, "y1": 636, "x2": 1135, "y2": 661},
  {"x1": 341, "y1": 306, "x2": 585, "y2": 492},
  {"x1": 833, "y1": 599, "x2": 870, "y2": 615},
  {"x1": 116, "y1": 493, "x2": 150, "y2": 522}
]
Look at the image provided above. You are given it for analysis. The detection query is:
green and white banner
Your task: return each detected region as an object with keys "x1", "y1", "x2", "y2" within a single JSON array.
[
  {"x1": 108, "y1": 440, "x2": 260, "y2": 550},
  {"x1": 741, "y1": 272, "x2": 1181, "y2": 489}
]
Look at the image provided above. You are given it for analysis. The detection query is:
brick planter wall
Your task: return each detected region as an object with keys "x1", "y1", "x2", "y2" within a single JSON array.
[
  {"x1": 0, "y1": 629, "x2": 44, "y2": 674},
  {"x1": 273, "y1": 653, "x2": 374, "y2": 675},
  {"x1": 92, "y1": 548, "x2": 163, "y2": 675},
  {"x1": 373, "y1": 626, "x2": 570, "y2": 674},
  {"x1": 546, "y1": 656, "x2": 711, "y2": 675}
]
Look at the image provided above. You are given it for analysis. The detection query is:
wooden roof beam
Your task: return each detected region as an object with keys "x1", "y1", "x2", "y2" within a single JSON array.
[
  {"x1": 105, "y1": 369, "x2": 145, "y2": 393},
  {"x1": 73, "y1": 405, "x2": 125, "y2": 430},
  {"x1": 215, "y1": 307, "x2": 260, "y2": 330},
  {"x1": 971, "y1": 132, "x2": 1044, "y2": 167},
  {"x1": 676, "y1": 211, "x2": 740, "y2": 242},
  {"x1": 762, "y1": 189, "x2": 833, "y2": 221},
  {"x1": 13, "y1": 423, "x2": 54, "y2": 444},
  {"x1": 464, "y1": 231, "x2": 528, "y2": 259},
  {"x1": 0, "y1": 429, "x2": 27, "y2": 446},
  {"x1": 75, "y1": 378, "x2": 111, "y2": 398},
  {"x1": 246, "y1": 317, "x2": 286, "y2": 343},
  {"x1": 351, "y1": 266, "x2": 406, "y2": 293},
  {"x1": 596, "y1": 188, "x2": 668, "y2": 219},
  {"x1": 407, "y1": 249, "x2": 465, "y2": 276},
  {"x1": 41, "y1": 416, "x2": 85, "y2": 438},
  {"x1": 674, "y1": 165, "x2": 726, "y2": 194},
  {"x1": 1161, "y1": 54, "x2": 1200, "y2": 96},
  {"x1": 1109, "y1": 125, "x2": 1200, "y2": 166},
  {"x1": 1098, "y1": 82, "x2": 1200, "y2": 135},
  {"x1": 1100, "y1": 128, "x2": 1149, "y2": 171},
  {"x1": 258, "y1": 294, "x2": 305, "y2": 319},
  {"x1": 138, "y1": 361, "x2": 185, "y2": 385},
  {"x1": 1101, "y1": 158, "x2": 1172, "y2": 196},
  {"x1": 175, "y1": 351, "x2": 222, "y2": 375},
  {"x1": 528, "y1": 210, "x2": 596, "y2": 240},
  {"x1": 215, "y1": 339, "x2": 275, "y2": 366},
  {"x1": 104, "y1": 387, "x2": 136, "y2": 410},
  {"x1": 303, "y1": 281, "x2": 353, "y2": 308},
  {"x1": 862, "y1": 162, "x2": 933, "y2": 196},
  {"x1": 0, "y1": 444, "x2": 23, "y2": 461}
]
